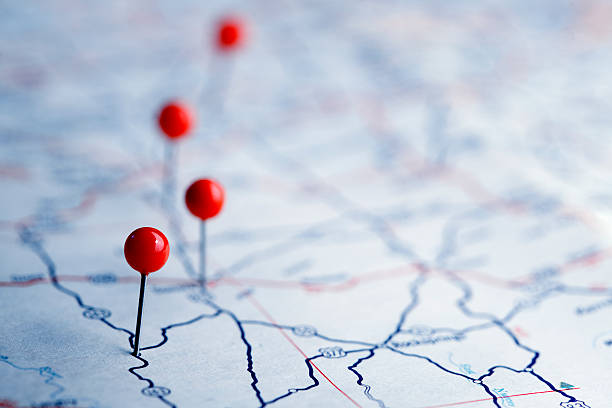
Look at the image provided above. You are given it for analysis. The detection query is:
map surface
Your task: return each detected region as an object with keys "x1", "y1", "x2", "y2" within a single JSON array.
[{"x1": 1, "y1": 1, "x2": 612, "y2": 407}]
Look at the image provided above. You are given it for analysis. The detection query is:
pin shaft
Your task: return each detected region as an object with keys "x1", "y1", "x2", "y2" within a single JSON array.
[
  {"x1": 162, "y1": 143, "x2": 177, "y2": 209},
  {"x1": 132, "y1": 274, "x2": 147, "y2": 356},
  {"x1": 199, "y1": 220, "x2": 206, "y2": 290}
]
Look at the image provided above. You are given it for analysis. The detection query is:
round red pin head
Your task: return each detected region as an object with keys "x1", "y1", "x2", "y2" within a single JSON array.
[
  {"x1": 185, "y1": 179, "x2": 225, "y2": 221},
  {"x1": 217, "y1": 18, "x2": 243, "y2": 51},
  {"x1": 158, "y1": 101, "x2": 193, "y2": 140},
  {"x1": 124, "y1": 227, "x2": 170, "y2": 275}
]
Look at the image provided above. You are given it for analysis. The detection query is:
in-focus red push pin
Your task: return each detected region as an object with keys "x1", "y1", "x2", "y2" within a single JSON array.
[
  {"x1": 124, "y1": 227, "x2": 170, "y2": 356},
  {"x1": 216, "y1": 17, "x2": 244, "y2": 52},
  {"x1": 158, "y1": 101, "x2": 194, "y2": 209},
  {"x1": 185, "y1": 179, "x2": 224, "y2": 290}
]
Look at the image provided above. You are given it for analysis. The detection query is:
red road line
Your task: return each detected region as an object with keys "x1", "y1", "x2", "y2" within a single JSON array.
[
  {"x1": 4, "y1": 249, "x2": 609, "y2": 292},
  {"x1": 416, "y1": 387, "x2": 579, "y2": 408},
  {"x1": 0, "y1": 165, "x2": 29, "y2": 181},
  {"x1": 448, "y1": 269, "x2": 523, "y2": 289},
  {"x1": 559, "y1": 248, "x2": 612, "y2": 272},
  {"x1": 0, "y1": 264, "x2": 423, "y2": 291},
  {"x1": 0, "y1": 278, "x2": 49, "y2": 287},
  {"x1": 0, "y1": 400, "x2": 81, "y2": 408},
  {"x1": 515, "y1": 246, "x2": 612, "y2": 285},
  {"x1": 244, "y1": 290, "x2": 363, "y2": 408},
  {"x1": 513, "y1": 326, "x2": 529, "y2": 337},
  {"x1": 0, "y1": 276, "x2": 198, "y2": 287}
]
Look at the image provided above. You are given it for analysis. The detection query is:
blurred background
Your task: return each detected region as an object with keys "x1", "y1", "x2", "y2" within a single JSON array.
[{"x1": 2, "y1": 0, "x2": 612, "y2": 219}]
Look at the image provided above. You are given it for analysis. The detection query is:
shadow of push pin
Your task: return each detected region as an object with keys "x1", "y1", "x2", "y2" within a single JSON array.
[
  {"x1": 185, "y1": 179, "x2": 224, "y2": 292},
  {"x1": 124, "y1": 227, "x2": 170, "y2": 356}
]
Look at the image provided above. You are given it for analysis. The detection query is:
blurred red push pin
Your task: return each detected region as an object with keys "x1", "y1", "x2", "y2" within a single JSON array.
[
  {"x1": 158, "y1": 101, "x2": 194, "y2": 209},
  {"x1": 185, "y1": 179, "x2": 224, "y2": 290},
  {"x1": 124, "y1": 227, "x2": 170, "y2": 356},
  {"x1": 216, "y1": 17, "x2": 244, "y2": 51},
  {"x1": 158, "y1": 102, "x2": 194, "y2": 140}
]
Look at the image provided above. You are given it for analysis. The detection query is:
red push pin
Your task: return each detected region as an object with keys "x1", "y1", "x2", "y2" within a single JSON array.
[
  {"x1": 200, "y1": 17, "x2": 245, "y2": 120},
  {"x1": 124, "y1": 227, "x2": 170, "y2": 356},
  {"x1": 158, "y1": 101, "x2": 194, "y2": 209},
  {"x1": 158, "y1": 102, "x2": 194, "y2": 140},
  {"x1": 216, "y1": 17, "x2": 244, "y2": 52},
  {"x1": 185, "y1": 179, "x2": 224, "y2": 289}
]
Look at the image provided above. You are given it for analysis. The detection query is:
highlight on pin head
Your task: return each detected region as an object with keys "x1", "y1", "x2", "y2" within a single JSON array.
[
  {"x1": 124, "y1": 227, "x2": 170, "y2": 275},
  {"x1": 185, "y1": 178, "x2": 225, "y2": 221},
  {"x1": 158, "y1": 101, "x2": 194, "y2": 140}
]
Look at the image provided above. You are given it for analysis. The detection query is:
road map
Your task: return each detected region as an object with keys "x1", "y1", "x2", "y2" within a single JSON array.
[{"x1": 1, "y1": 1, "x2": 611, "y2": 407}]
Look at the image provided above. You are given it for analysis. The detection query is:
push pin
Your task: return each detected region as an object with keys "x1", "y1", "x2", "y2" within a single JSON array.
[{"x1": 124, "y1": 227, "x2": 170, "y2": 356}]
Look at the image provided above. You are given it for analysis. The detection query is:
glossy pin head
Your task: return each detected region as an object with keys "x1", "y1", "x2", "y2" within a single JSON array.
[
  {"x1": 158, "y1": 102, "x2": 193, "y2": 140},
  {"x1": 124, "y1": 227, "x2": 170, "y2": 275},
  {"x1": 185, "y1": 179, "x2": 225, "y2": 221},
  {"x1": 217, "y1": 18, "x2": 243, "y2": 51}
]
